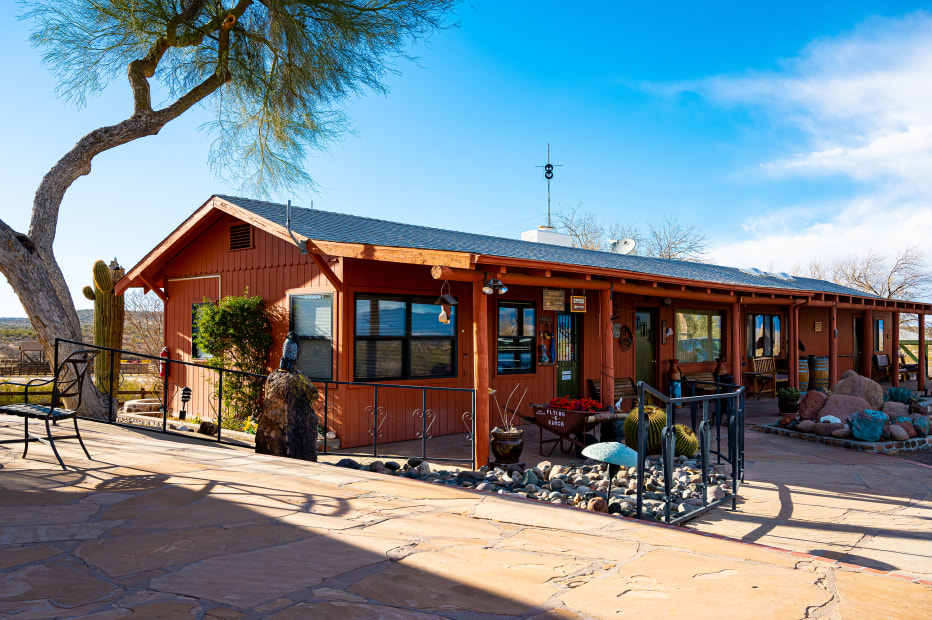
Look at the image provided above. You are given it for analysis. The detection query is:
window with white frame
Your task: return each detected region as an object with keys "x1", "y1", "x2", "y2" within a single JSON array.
[{"x1": 290, "y1": 293, "x2": 334, "y2": 380}]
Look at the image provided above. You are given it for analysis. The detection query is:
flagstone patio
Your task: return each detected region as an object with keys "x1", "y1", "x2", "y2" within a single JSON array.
[{"x1": 1, "y1": 414, "x2": 930, "y2": 618}]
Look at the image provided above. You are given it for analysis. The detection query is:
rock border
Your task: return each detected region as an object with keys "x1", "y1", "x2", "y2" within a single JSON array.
[{"x1": 754, "y1": 423, "x2": 932, "y2": 453}]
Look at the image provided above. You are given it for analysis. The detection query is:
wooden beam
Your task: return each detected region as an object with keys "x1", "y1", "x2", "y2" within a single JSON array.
[
  {"x1": 740, "y1": 296, "x2": 794, "y2": 306},
  {"x1": 599, "y1": 288, "x2": 614, "y2": 410},
  {"x1": 309, "y1": 253, "x2": 344, "y2": 293},
  {"x1": 309, "y1": 240, "x2": 472, "y2": 269},
  {"x1": 892, "y1": 311, "x2": 900, "y2": 388},
  {"x1": 731, "y1": 302, "x2": 742, "y2": 385},
  {"x1": 472, "y1": 280, "x2": 490, "y2": 467},
  {"x1": 829, "y1": 304, "x2": 838, "y2": 387},
  {"x1": 138, "y1": 274, "x2": 167, "y2": 303},
  {"x1": 789, "y1": 302, "x2": 798, "y2": 389},
  {"x1": 431, "y1": 265, "x2": 483, "y2": 282},
  {"x1": 861, "y1": 308, "x2": 873, "y2": 376},
  {"x1": 919, "y1": 314, "x2": 926, "y2": 392}
]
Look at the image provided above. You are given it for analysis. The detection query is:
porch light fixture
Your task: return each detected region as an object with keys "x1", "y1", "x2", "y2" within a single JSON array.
[
  {"x1": 435, "y1": 281, "x2": 457, "y2": 323},
  {"x1": 482, "y1": 277, "x2": 508, "y2": 295}
]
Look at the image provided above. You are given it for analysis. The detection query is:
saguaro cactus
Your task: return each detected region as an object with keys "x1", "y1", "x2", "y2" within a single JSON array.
[{"x1": 82, "y1": 259, "x2": 125, "y2": 391}]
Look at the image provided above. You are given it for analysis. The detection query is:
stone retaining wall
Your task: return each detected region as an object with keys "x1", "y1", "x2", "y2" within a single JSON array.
[{"x1": 754, "y1": 424, "x2": 932, "y2": 453}]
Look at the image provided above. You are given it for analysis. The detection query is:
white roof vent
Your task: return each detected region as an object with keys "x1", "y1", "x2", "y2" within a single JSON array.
[
  {"x1": 521, "y1": 226, "x2": 574, "y2": 247},
  {"x1": 740, "y1": 267, "x2": 763, "y2": 276},
  {"x1": 765, "y1": 272, "x2": 795, "y2": 281}
]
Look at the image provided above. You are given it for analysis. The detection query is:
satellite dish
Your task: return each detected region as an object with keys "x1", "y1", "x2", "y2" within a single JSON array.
[{"x1": 609, "y1": 239, "x2": 636, "y2": 255}]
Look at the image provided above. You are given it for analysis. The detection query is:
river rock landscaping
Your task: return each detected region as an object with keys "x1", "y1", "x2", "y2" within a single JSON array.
[{"x1": 333, "y1": 455, "x2": 732, "y2": 521}]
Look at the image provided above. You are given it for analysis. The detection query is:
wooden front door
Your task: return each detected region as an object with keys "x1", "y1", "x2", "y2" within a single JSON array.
[
  {"x1": 635, "y1": 308, "x2": 658, "y2": 388},
  {"x1": 555, "y1": 312, "x2": 581, "y2": 398}
]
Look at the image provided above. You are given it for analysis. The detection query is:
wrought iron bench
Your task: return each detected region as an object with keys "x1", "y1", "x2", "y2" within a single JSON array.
[{"x1": 0, "y1": 349, "x2": 97, "y2": 469}]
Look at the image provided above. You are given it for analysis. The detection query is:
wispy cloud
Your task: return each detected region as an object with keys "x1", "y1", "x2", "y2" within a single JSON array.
[{"x1": 689, "y1": 11, "x2": 932, "y2": 275}]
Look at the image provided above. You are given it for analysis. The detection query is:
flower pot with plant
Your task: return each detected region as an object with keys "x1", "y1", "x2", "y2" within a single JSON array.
[
  {"x1": 776, "y1": 386, "x2": 801, "y2": 414},
  {"x1": 490, "y1": 385, "x2": 529, "y2": 464}
]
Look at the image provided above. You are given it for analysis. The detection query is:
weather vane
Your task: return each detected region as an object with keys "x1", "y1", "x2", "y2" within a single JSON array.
[{"x1": 535, "y1": 143, "x2": 562, "y2": 228}]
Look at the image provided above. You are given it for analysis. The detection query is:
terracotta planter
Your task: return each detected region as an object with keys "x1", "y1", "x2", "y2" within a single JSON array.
[{"x1": 490, "y1": 428, "x2": 524, "y2": 464}]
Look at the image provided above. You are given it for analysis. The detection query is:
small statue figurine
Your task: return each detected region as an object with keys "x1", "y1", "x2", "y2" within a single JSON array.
[{"x1": 280, "y1": 331, "x2": 299, "y2": 371}]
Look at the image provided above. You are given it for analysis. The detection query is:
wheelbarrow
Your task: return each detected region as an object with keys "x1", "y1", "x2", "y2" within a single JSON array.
[{"x1": 521, "y1": 405, "x2": 627, "y2": 457}]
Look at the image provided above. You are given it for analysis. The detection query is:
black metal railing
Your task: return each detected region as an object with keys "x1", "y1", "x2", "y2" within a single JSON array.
[
  {"x1": 634, "y1": 381, "x2": 746, "y2": 525},
  {"x1": 53, "y1": 339, "x2": 476, "y2": 467}
]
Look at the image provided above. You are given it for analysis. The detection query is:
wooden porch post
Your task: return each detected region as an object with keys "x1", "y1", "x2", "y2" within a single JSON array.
[
  {"x1": 829, "y1": 304, "x2": 838, "y2": 387},
  {"x1": 600, "y1": 288, "x2": 615, "y2": 410},
  {"x1": 472, "y1": 281, "x2": 490, "y2": 467},
  {"x1": 861, "y1": 308, "x2": 873, "y2": 377},
  {"x1": 788, "y1": 303, "x2": 798, "y2": 389},
  {"x1": 919, "y1": 314, "x2": 927, "y2": 393},
  {"x1": 731, "y1": 302, "x2": 742, "y2": 385},
  {"x1": 892, "y1": 311, "x2": 900, "y2": 387}
]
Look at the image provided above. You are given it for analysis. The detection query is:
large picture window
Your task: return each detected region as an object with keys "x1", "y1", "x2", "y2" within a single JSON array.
[
  {"x1": 746, "y1": 313, "x2": 781, "y2": 358},
  {"x1": 675, "y1": 309, "x2": 722, "y2": 363},
  {"x1": 497, "y1": 301, "x2": 536, "y2": 374},
  {"x1": 354, "y1": 294, "x2": 456, "y2": 381},
  {"x1": 290, "y1": 293, "x2": 333, "y2": 380}
]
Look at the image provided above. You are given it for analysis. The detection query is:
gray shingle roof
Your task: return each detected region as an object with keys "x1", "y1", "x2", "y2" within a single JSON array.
[{"x1": 218, "y1": 195, "x2": 876, "y2": 298}]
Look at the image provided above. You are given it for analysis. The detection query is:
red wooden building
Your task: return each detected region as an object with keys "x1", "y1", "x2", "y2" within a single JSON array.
[{"x1": 117, "y1": 195, "x2": 932, "y2": 465}]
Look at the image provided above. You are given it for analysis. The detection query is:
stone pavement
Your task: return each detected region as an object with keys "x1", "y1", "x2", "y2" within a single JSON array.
[{"x1": 2, "y1": 419, "x2": 931, "y2": 618}]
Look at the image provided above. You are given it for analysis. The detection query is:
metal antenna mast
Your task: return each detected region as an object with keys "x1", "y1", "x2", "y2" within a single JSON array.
[{"x1": 535, "y1": 143, "x2": 562, "y2": 228}]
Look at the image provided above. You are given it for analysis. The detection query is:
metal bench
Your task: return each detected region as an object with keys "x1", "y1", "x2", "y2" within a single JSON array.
[{"x1": 0, "y1": 349, "x2": 97, "y2": 469}]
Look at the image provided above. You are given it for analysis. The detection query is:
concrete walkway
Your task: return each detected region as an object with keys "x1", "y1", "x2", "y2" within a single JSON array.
[{"x1": 1, "y1": 419, "x2": 930, "y2": 618}]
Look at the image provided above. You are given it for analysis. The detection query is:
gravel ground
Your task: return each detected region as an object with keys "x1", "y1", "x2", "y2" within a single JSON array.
[{"x1": 887, "y1": 446, "x2": 932, "y2": 466}]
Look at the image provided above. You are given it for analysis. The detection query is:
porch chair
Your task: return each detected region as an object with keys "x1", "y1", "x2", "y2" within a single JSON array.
[
  {"x1": 588, "y1": 377, "x2": 637, "y2": 409},
  {"x1": 899, "y1": 353, "x2": 918, "y2": 381},
  {"x1": 872, "y1": 354, "x2": 894, "y2": 383},
  {"x1": 0, "y1": 349, "x2": 98, "y2": 469},
  {"x1": 750, "y1": 356, "x2": 789, "y2": 398}
]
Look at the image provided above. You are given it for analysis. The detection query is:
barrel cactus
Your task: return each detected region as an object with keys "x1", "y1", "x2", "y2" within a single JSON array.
[
  {"x1": 624, "y1": 405, "x2": 667, "y2": 453},
  {"x1": 673, "y1": 424, "x2": 699, "y2": 457},
  {"x1": 82, "y1": 259, "x2": 125, "y2": 391}
]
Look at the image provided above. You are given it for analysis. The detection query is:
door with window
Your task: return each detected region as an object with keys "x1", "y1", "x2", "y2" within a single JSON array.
[
  {"x1": 555, "y1": 312, "x2": 581, "y2": 398},
  {"x1": 635, "y1": 308, "x2": 657, "y2": 388}
]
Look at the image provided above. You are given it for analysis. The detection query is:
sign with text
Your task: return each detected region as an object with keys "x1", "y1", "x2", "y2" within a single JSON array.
[
  {"x1": 570, "y1": 295, "x2": 586, "y2": 312},
  {"x1": 543, "y1": 288, "x2": 565, "y2": 311}
]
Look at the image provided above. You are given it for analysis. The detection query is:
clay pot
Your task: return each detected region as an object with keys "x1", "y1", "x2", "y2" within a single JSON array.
[
  {"x1": 490, "y1": 428, "x2": 524, "y2": 464},
  {"x1": 777, "y1": 397, "x2": 799, "y2": 414}
]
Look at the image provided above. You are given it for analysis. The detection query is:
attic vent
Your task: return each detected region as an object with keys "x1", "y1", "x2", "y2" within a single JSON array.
[
  {"x1": 739, "y1": 267, "x2": 763, "y2": 276},
  {"x1": 229, "y1": 224, "x2": 252, "y2": 250}
]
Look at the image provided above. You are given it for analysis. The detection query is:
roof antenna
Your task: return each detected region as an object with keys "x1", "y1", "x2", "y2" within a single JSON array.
[
  {"x1": 286, "y1": 199, "x2": 308, "y2": 254},
  {"x1": 535, "y1": 143, "x2": 562, "y2": 229}
]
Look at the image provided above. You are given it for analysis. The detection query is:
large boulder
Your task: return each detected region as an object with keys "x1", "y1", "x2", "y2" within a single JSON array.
[
  {"x1": 797, "y1": 420, "x2": 816, "y2": 433},
  {"x1": 848, "y1": 409, "x2": 886, "y2": 442},
  {"x1": 830, "y1": 374, "x2": 883, "y2": 410},
  {"x1": 894, "y1": 417, "x2": 917, "y2": 438},
  {"x1": 831, "y1": 427, "x2": 852, "y2": 439},
  {"x1": 256, "y1": 369, "x2": 320, "y2": 461},
  {"x1": 820, "y1": 394, "x2": 871, "y2": 422},
  {"x1": 889, "y1": 424, "x2": 910, "y2": 441},
  {"x1": 882, "y1": 402, "x2": 909, "y2": 419},
  {"x1": 798, "y1": 391, "x2": 828, "y2": 421},
  {"x1": 841, "y1": 370, "x2": 858, "y2": 380},
  {"x1": 910, "y1": 414, "x2": 930, "y2": 437},
  {"x1": 814, "y1": 422, "x2": 845, "y2": 437}
]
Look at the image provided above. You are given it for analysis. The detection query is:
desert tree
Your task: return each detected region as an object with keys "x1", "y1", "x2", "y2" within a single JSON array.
[
  {"x1": 0, "y1": 0, "x2": 454, "y2": 417},
  {"x1": 554, "y1": 203, "x2": 607, "y2": 250},
  {"x1": 642, "y1": 215, "x2": 708, "y2": 262}
]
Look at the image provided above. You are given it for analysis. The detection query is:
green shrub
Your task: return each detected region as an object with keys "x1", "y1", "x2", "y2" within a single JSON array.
[
  {"x1": 776, "y1": 387, "x2": 800, "y2": 400},
  {"x1": 884, "y1": 386, "x2": 916, "y2": 404},
  {"x1": 194, "y1": 290, "x2": 273, "y2": 422}
]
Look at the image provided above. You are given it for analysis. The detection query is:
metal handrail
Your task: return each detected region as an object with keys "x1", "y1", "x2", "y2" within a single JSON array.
[{"x1": 635, "y1": 380, "x2": 745, "y2": 525}]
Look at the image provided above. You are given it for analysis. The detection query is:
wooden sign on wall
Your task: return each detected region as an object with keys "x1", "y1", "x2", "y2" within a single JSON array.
[
  {"x1": 570, "y1": 295, "x2": 586, "y2": 312},
  {"x1": 543, "y1": 289, "x2": 565, "y2": 311}
]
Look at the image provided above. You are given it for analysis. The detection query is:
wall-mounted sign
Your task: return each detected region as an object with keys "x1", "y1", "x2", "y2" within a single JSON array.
[
  {"x1": 543, "y1": 288, "x2": 565, "y2": 311},
  {"x1": 612, "y1": 323, "x2": 622, "y2": 338},
  {"x1": 570, "y1": 295, "x2": 586, "y2": 312},
  {"x1": 814, "y1": 321, "x2": 823, "y2": 332}
]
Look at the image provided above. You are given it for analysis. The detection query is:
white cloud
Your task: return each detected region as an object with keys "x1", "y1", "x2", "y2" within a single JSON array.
[{"x1": 696, "y1": 11, "x2": 932, "y2": 278}]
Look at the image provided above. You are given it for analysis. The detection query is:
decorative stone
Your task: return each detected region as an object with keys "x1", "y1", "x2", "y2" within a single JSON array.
[
  {"x1": 798, "y1": 390, "x2": 828, "y2": 421},
  {"x1": 198, "y1": 421, "x2": 218, "y2": 436},
  {"x1": 893, "y1": 417, "x2": 917, "y2": 438},
  {"x1": 882, "y1": 402, "x2": 908, "y2": 418},
  {"x1": 796, "y1": 420, "x2": 816, "y2": 433},
  {"x1": 910, "y1": 414, "x2": 930, "y2": 437},
  {"x1": 820, "y1": 395, "x2": 871, "y2": 423},
  {"x1": 909, "y1": 401, "x2": 928, "y2": 416},
  {"x1": 829, "y1": 374, "x2": 883, "y2": 410},
  {"x1": 831, "y1": 427, "x2": 852, "y2": 439},
  {"x1": 848, "y1": 409, "x2": 886, "y2": 442},
  {"x1": 256, "y1": 369, "x2": 319, "y2": 461},
  {"x1": 889, "y1": 424, "x2": 909, "y2": 441},
  {"x1": 335, "y1": 458, "x2": 360, "y2": 469},
  {"x1": 778, "y1": 414, "x2": 797, "y2": 428},
  {"x1": 819, "y1": 415, "x2": 841, "y2": 424},
  {"x1": 841, "y1": 369, "x2": 858, "y2": 379},
  {"x1": 814, "y1": 422, "x2": 844, "y2": 437},
  {"x1": 587, "y1": 497, "x2": 608, "y2": 513}
]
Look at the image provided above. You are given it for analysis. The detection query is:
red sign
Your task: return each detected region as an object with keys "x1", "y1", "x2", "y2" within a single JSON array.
[{"x1": 570, "y1": 295, "x2": 586, "y2": 312}]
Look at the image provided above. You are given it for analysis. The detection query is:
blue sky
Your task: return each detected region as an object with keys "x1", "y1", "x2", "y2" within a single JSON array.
[{"x1": 3, "y1": 1, "x2": 932, "y2": 317}]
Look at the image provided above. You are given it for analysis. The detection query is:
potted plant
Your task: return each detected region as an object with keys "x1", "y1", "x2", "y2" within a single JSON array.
[
  {"x1": 490, "y1": 385, "x2": 529, "y2": 464},
  {"x1": 776, "y1": 386, "x2": 801, "y2": 414}
]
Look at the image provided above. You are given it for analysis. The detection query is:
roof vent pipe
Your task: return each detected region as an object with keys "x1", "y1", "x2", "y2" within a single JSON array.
[{"x1": 286, "y1": 200, "x2": 308, "y2": 254}]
